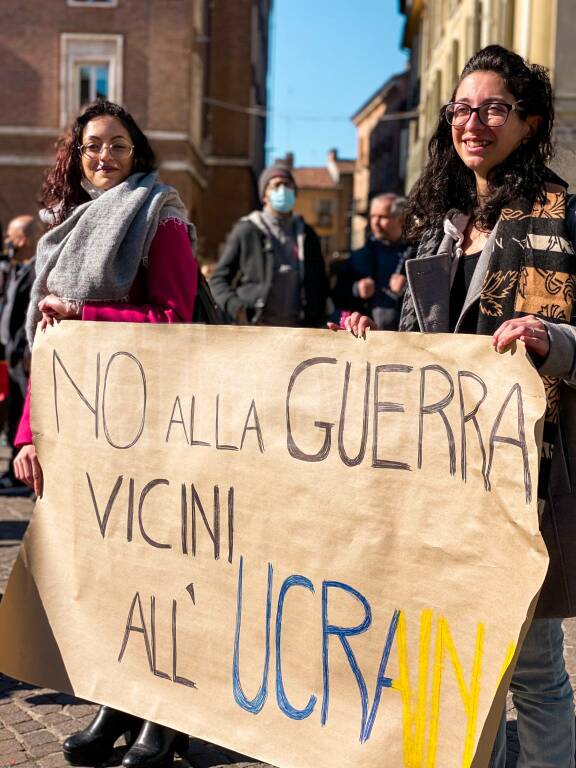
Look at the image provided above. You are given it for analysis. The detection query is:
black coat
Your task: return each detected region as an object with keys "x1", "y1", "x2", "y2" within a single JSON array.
[
  {"x1": 210, "y1": 218, "x2": 328, "y2": 327},
  {"x1": 0, "y1": 258, "x2": 35, "y2": 376}
]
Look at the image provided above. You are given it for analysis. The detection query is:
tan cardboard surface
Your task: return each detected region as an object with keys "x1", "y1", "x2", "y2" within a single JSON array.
[{"x1": 0, "y1": 322, "x2": 548, "y2": 767}]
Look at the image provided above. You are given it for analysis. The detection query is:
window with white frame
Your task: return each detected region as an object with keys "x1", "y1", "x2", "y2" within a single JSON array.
[
  {"x1": 60, "y1": 34, "x2": 123, "y2": 127},
  {"x1": 79, "y1": 64, "x2": 109, "y2": 104},
  {"x1": 67, "y1": 0, "x2": 118, "y2": 7}
]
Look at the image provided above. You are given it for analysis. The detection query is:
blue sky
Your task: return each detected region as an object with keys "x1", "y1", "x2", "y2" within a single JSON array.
[{"x1": 267, "y1": 0, "x2": 408, "y2": 167}]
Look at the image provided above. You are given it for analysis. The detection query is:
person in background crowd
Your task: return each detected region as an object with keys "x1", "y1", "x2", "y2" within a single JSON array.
[
  {"x1": 331, "y1": 193, "x2": 413, "y2": 330},
  {"x1": 0, "y1": 218, "x2": 13, "y2": 444},
  {"x1": 210, "y1": 163, "x2": 328, "y2": 327},
  {"x1": 0, "y1": 215, "x2": 41, "y2": 495},
  {"x1": 13, "y1": 100, "x2": 197, "y2": 768},
  {"x1": 337, "y1": 45, "x2": 576, "y2": 767}
]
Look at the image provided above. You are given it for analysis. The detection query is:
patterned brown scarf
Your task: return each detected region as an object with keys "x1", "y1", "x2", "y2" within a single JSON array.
[{"x1": 478, "y1": 181, "x2": 576, "y2": 497}]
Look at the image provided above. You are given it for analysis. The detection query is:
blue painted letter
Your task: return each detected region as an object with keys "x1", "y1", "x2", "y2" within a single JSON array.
[
  {"x1": 276, "y1": 574, "x2": 317, "y2": 720},
  {"x1": 232, "y1": 556, "x2": 273, "y2": 714},
  {"x1": 321, "y1": 580, "x2": 372, "y2": 735},
  {"x1": 361, "y1": 609, "x2": 400, "y2": 742}
]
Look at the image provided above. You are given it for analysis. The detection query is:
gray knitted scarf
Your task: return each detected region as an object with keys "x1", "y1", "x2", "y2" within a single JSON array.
[{"x1": 27, "y1": 171, "x2": 190, "y2": 344}]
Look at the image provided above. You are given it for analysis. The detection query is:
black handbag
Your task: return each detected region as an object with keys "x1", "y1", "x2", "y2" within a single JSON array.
[{"x1": 192, "y1": 265, "x2": 228, "y2": 325}]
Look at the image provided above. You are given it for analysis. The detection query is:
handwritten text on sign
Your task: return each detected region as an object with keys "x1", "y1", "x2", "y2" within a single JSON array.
[{"x1": 0, "y1": 324, "x2": 548, "y2": 768}]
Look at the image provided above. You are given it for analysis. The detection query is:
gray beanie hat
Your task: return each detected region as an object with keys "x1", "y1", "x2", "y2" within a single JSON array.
[{"x1": 258, "y1": 164, "x2": 296, "y2": 200}]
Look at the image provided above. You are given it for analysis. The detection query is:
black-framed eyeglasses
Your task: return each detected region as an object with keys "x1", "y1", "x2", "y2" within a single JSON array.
[
  {"x1": 444, "y1": 101, "x2": 524, "y2": 128},
  {"x1": 79, "y1": 141, "x2": 134, "y2": 160}
]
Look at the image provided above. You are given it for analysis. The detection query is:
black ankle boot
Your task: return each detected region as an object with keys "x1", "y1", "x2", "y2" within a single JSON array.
[
  {"x1": 63, "y1": 705, "x2": 143, "y2": 766},
  {"x1": 122, "y1": 722, "x2": 188, "y2": 768}
]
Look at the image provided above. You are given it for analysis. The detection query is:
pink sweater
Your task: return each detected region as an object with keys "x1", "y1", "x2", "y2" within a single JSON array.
[{"x1": 16, "y1": 218, "x2": 198, "y2": 446}]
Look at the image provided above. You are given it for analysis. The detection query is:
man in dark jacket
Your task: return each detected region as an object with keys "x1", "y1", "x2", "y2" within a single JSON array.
[
  {"x1": 210, "y1": 164, "x2": 328, "y2": 327},
  {"x1": 332, "y1": 193, "x2": 413, "y2": 330},
  {"x1": 0, "y1": 215, "x2": 40, "y2": 494}
]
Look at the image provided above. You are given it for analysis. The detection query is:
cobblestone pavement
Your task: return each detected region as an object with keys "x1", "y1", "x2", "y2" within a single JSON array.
[{"x1": 0, "y1": 494, "x2": 575, "y2": 767}]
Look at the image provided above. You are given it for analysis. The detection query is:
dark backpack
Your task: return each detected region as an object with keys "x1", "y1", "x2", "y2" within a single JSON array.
[{"x1": 193, "y1": 264, "x2": 228, "y2": 324}]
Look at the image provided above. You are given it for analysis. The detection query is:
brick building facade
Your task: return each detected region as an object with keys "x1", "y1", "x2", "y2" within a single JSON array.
[
  {"x1": 350, "y1": 71, "x2": 410, "y2": 249},
  {"x1": 0, "y1": 0, "x2": 272, "y2": 261}
]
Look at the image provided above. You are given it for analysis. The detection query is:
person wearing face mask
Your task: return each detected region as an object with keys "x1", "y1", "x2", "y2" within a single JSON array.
[
  {"x1": 331, "y1": 193, "x2": 413, "y2": 330},
  {"x1": 0, "y1": 215, "x2": 41, "y2": 495},
  {"x1": 12, "y1": 100, "x2": 198, "y2": 768},
  {"x1": 210, "y1": 164, "x2": 328, "y2": 327}
]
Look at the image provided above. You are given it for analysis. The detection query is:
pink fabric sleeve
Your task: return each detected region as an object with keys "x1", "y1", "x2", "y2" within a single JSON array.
[
  {"x1": 15, "y1": 382, "x2": 32, "y2": 447},
  {"x1": 82, "y1": 219, "x2": 198, "y2": 323}
]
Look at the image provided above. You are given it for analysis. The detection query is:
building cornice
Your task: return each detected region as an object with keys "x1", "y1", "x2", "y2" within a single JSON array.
[
  {"x1": 0, "y1": 126, "x2": 59, "y2": 136},
  {"x1": 159, "y1": 160, "x2": 207, "y2": 189},
  {"x1": 401, "y1": 0, "x2": 423, "y2": 48},
  {"x1": 146, "y1": 130, "x2": 189, "y2": 141},
  {"x1": 0, "y1": 155, "x2": 52, "y2": 166},
  {"x1": 0, "y1": 127, "x2": 199, "y2": 141},
  {"x1": 205, "y1": 156, "x2": 252, "y2": 167}
]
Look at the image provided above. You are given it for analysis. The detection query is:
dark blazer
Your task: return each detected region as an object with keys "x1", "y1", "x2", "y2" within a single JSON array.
[{"x1": 210, "y1": 217, "x2": 328, "y2": 327}]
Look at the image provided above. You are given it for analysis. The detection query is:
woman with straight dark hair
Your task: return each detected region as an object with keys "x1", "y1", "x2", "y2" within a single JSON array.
[
  {"x1": 339, "y1": 45, "x2": 576, "y2": 766},
  {"x1": 13, "y1": 100, "x2": 197, "y2": 768}
]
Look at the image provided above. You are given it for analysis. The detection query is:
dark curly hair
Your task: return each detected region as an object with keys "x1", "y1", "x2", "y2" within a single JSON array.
[
  {"x1": 406, "y1": 45, "x2": 554, "y2": 241},
  {"x1": 40, "y1": 100, "x2": 156, "y2": 226}
]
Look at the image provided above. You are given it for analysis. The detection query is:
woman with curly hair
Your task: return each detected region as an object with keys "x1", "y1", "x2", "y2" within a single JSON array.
[
  {"x1": 13, "y1": 100, "x2": 196, "y2": 768},
  {"x1": 341, "y1": 45, "x2": 576, "y2": 766}
]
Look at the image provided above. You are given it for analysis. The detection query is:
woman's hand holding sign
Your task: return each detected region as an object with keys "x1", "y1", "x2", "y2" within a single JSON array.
[
  {"x1": 327, "y1": 311, "x2": 377, "y2": 339},
  {"x1": 38, "y1": 294, "x2": 82, "y2": 331},
  {"x1": 492, "y1": 315, "x2": 550, "y2": 358}
]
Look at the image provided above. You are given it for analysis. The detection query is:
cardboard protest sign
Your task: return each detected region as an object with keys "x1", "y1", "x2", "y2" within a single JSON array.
[{"x1": 0, "y1": 322, "x2": 548, "y2": 767}]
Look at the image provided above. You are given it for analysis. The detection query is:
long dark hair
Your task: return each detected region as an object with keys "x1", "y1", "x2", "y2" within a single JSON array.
[
  {"x1": 40, "y1": 100, "x2": 156, "y2": 226},
  {"x1": 407, "y1": 45, "x2": 554, "y2": 241}
]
